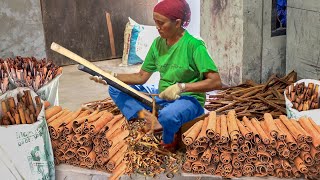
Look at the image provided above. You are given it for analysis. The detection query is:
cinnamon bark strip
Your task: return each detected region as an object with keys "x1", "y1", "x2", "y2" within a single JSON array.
[
  {"x1": 182, "y1": 161, "x2": 192, "y2": 172},
  {"x1": 214, "y1": 116, "x2": 221, "y2": 141},
  {"x1": 186, "y1": 149, "x2": 198, "y2": 162},
  {"x1": 232, "y1": 155, "x2": 242, "y2": 169},
  {"x1": 299, "y1": 151, "x2": 314, "y2": 166},
  {"x1": 308, "y1": 117, "x2": 320, "y2": 134},
  {"x1": 194, "y1": 117, "x2": 209, "y2": 146},
  {"x1": 191, "y1": 160, "x2": 206, "y2": 174},
  {"x1": 243, "y1": 116, "x2": 261, "y2": 144},
  {"x1": 108, "y1": 161, "x2": 126, "y2": 180},
  {"x1": 236, "y1": 118, "x2": 253, "y2": 140},
  {"x1": 182, "y1": 120, "x2": 203, "y2": 146},
  {"x1": 106, "y1": 129, "x2": 129, "y2": 147},
  {"x1": 257, "y1": 151, "x2": 272, "y2": 163},
  {"x1": 206, "y1": 111, "x2": 216, "y2": 139},
  {"x1": 290, "y1": 149, "x2": 301, "y2": 161},
  {"x1": 294, "y1": 156, "x2": 308, "y2": 174},
  {"x1": 105, "y1": 117, "x2": 126, "y2": 139},
  {"x1": 263, "y1": 113, "x2": 279, "y2": 138},
  {"x1": 220, "y1": 115, "x2": 229, "y2": 143},
  {"x1": 106, "y1": 145, "x2": 127, "y2": 172},
  {"x1": 291, "y1": 120, "x2": 312, "y2": 143},
  {"x1": 220, "y1": 152, "x2": 232, "y2": 164},
  {"x1": 251, "y1": 118, "x2": 270, "y2": 145},
  {"x1": 77, "y1": 145, "x2": 93, "y2": 158},
  {"x1": 240, "y1": 140, "x2": 252, "y2": 153},
  {"x1": 89, "y1": 112, "x2": 116, "y2": 135},
  {"x1": 227, "y1": 110, "x2": 240, "y2": 142},
  {"x1": 260, "y1": 120, "x2": 277, "y2": 148},
  {"x1": 310, "y1": 145, "x2": 320, "y2": 161},
  {"x1": 279, "y1": 115, "x2": 304, "y2": 143},
  {"x1": 274, "y1": 118, "x2": 298, "y2": 151},
  {"x1": 298, "y1": 116, "x2": 320, "y2": 150}
]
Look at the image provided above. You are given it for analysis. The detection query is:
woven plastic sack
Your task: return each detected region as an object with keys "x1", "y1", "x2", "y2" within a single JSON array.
[
  {"x1": 0, "y1": 87, "x2": 55, "y2": 180},
  {"x1": 285, "y1": 79, "x2": 320, "y2": 124},
  {"x1": 120, "y1": 18, "x2": 158, "y2": 66}
]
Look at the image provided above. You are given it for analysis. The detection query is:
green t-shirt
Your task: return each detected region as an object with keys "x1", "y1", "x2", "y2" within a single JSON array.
[{"x1": 141, "y1": 31, "x2": 218, "y2": 106}]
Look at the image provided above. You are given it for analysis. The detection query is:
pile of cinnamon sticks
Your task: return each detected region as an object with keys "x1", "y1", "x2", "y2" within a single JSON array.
[
  {"x1": 81, "y1": 98, "x2": 120, "y2": 115},
  {"x1": 47, "y1": 105, "x2": 129, "y2": 180},
  {"x1": 1, "y1": 90, "x2": 42, "y2": 125},
  {"x1": 285, "y1": 82, "x2": 319, "y2": 111},
  {"x1": 205, "y1": 71, "x2": 297, "y2": 119},
  {"x1": 0, "y1": 56, "x2": 62, "y2": 91},
  {"x1": 125, "y1": 119, "x2": 182, "y2": 178},
  {"x1": 182, "y1": 110, "x2": 320, "y2": 179}
]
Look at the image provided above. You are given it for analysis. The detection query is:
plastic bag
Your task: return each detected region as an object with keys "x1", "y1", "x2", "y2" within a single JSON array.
[
  {"x1": 120, "y1": 18, "x2": 159, "y2": 66},
  {"x1": 285, "y1": 79, "x2": 320, "y2": 124},
  {"x1": 0, "y1": 87, "x2": 55, "y2": 180},
  {"x1": 36, "y1": 74, "x2": 62, "y2": 106}
]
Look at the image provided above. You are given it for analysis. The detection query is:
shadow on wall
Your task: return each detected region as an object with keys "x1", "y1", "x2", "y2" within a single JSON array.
[{"x1": 211, "y1": 0, "x2": 228, "y2": 25}]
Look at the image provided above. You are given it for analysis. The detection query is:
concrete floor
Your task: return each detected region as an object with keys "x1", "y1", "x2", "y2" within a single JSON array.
[
  {"x1": 58, "y1": 58, "x2": 159, "y2": 111},
  {"x1": 56, "y1": 59, "x2": 296, "y2": 180}
]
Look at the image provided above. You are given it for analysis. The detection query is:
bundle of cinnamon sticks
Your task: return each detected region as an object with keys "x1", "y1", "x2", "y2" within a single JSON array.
[
  {"x1": 47, "y1": 104, "x2": 129, "y2": 180},
  {"x1": 81, "y1": 98, "x2": 120, "y2": 115},
  {"x1": 205, "y1": 71, "x2": 297, "y2": 119},
  {"x1": 0, "y1": 56, "x2": 62, "y2": 91},
  {"x1": 1, "y1": 90, "x2": 42, "y2": 125},
  {"x1": 182, "y1": 110, "x2": 320, "y2": 179},
  {"x1": 285, "y1": 82, "x2": 319, "y2": 111}
]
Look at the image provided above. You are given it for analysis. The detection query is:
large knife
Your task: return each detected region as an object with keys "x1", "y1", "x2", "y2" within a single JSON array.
[{"x1": 50, "y1": 42, "x2": 161, "y2": 110}]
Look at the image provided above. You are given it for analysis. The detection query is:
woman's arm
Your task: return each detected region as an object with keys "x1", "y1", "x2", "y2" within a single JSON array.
[
  {"x1": 184, "y1": 71, "x2": 222, "y2": 92},
  {"x1": 116, "y1": 69, "x2": 153, "y2": 85}
]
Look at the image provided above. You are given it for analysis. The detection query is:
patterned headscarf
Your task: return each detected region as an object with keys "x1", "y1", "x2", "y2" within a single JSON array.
[{"x1": 154, "y1": 0, "x2": 191, "y2": 28}]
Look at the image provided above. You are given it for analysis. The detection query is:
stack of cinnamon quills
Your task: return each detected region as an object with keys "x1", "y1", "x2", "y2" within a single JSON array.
[
  {"x1": 182, "y1": 110, "x2": 320, "y2": 179},
  {"x1": 1, "y1": 90, "x2": 42, "y2": 125},
  {"x1": 205, "y1": 71, "x2": 297, "y2": 119},
  {"x1": 1, "y1": 56, "x2": 62, "y2": 91},
  {"x1": 47, "y1": 104, "x2": 128, "y2": 180},
  {"x1": 285, "y1": 82, "x2": 319, "y2": 111}
]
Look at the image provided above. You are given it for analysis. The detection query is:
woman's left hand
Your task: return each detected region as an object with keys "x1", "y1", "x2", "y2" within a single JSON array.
[{"x1": 159, "y1": 83, "x2": 183, "y2": 101}]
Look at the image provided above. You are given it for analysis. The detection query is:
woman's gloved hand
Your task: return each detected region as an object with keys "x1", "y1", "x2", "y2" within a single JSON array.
[{"x1": 159, "y1": 83, "x2": 185, "y2": 101}]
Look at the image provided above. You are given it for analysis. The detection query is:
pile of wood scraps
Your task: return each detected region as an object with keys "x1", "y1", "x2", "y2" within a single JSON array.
[
  {"x1": 182, "y1": 110, "x2": 320, "y2": 179},
  {"x1": 1, "y1": 56, "x2": 62, "y2": 91},
  {"x1": 205, "y1": 71, "x2": 297, "y2": 119},
  {"x1": 47, "y1": 105, "x2": 129, "y2": 180},
  {"x1": 1, "y1": 90, "x2": 42, "y2": 125},
  {"x1": 285, "y1": 82, "x2": 319, "y2": 111},
  {"x1": 125, "y1": 119, "x2": 182, "y2": 178}
]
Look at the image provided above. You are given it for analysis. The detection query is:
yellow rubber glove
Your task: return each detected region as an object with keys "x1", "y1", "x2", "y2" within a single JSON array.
[{"x1": 159, "y1": 83, "x2": 183, "y2": 101}]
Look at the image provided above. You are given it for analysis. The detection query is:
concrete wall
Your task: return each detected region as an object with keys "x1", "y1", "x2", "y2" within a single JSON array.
[
  {"x1": 201, "y1": 0, "x2": 286, "y2": 86},
  {"x1": 260, "y1": 0, "x2": 286, "y2": 83},
  {"x1": 0, "y1": 0, "x2": 46, "y2": 58},
  {"x1": 201, "y1": 0, "x2": 244, "y2": 86},
  {"x1": 286, "y1": 0, "x2": 320, "y2": 79}
]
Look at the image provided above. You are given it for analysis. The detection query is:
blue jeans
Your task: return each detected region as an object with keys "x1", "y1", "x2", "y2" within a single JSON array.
[{"x1": 109, "y1": 85, "x2": 204, "y2": 143}]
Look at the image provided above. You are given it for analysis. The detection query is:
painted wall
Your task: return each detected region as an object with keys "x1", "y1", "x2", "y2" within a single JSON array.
[
  {"x1": 200, "y1": 0, "x2": 244, "y2": 86},
  {"x1": 286, "y1": 0, "x2": 320, "y2": 79},
  {"x1": 0, "y1": 0, "x2": 46, "y2": 58}
]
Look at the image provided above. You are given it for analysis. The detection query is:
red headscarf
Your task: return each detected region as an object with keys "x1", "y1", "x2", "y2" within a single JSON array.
[{"x1": 154, "y1": 0, "x2": 191, "y2": 28}]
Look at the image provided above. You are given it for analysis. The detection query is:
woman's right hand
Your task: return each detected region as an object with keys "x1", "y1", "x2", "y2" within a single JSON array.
[{"x1": 89, "y1": 76, "x2": 108, "y2": 85}]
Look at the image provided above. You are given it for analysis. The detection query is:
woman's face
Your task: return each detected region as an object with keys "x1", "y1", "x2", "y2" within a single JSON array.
[{"x1": 153, "y1": 12, "x2": 181, "y2": 39}]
